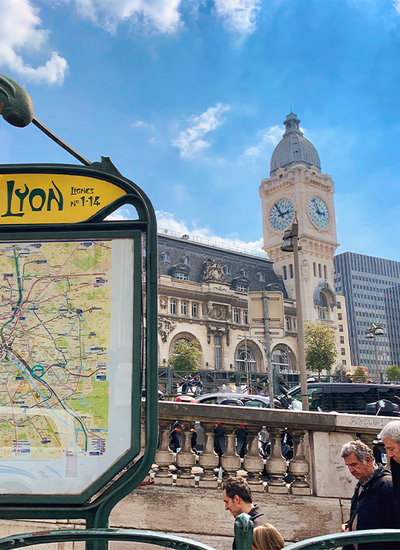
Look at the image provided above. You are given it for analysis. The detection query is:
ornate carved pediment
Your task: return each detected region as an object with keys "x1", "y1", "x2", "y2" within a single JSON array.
[
  {"x1": 202, "y1": 258, "x2": 226, "y2": 282},
  {"x1": 158, "y1": 316, "x2": 176, "y2": 342},
  {"x1": 202, "y1": 302, "x2": 229, "y2": 320},
  {"x1": 207, "y1": 324, "x2": 230, "y2": 346}
]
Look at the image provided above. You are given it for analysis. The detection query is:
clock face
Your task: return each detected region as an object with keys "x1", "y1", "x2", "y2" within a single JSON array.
[
  {"x1": 269, "y1": 199, "x2": 295, "y2": 230},
  {"x1": 309, "y1": 197, "x2": 329, "y2": 228}
]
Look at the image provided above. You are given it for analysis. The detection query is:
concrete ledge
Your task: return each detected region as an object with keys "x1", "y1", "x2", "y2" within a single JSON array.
[{"x1": 110, "y1": 485, "x2": 351, "y2": 544}]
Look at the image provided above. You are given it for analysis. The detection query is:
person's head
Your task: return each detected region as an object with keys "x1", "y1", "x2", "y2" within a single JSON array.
[
  {"x1": 341, "y1": 440, "x2": 375, "y2": 482},
  {"x1": 252, "y1": 524, "x2": 284, "y2": 550},
  {"x1": 222, "y1": 476, "x2": 253, "y2": 517},
  {"x1": 378, "y1": 421, "x2": 400, "y2": 464}
]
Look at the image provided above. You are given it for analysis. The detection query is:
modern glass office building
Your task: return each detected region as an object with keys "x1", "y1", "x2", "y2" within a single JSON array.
[{"x1": 334, "y1": 252, "x2": 400, "y2": 376}]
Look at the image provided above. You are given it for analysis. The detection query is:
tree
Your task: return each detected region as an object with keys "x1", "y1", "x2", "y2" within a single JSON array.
[
  {"x1": 386, "y1": 365, "x2": 400, "y2": 383},
  {"x1": 168, "y1": 338, "x2": 202, "y2": 378},
  {"x1": 332, "y1": 364, "x2": 348, "y2": 382},
  {"x1": 304, "y1": 322, "x2": 337, "y2": 381},
  {"x1": 352, "y1": 366, "x2": 368, "y2": 383}
]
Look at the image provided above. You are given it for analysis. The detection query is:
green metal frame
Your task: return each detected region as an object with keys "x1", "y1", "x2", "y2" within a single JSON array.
[
  {"x1": 0, "y1": 529, "x2": 216, "y2": 550},
  {"x1": 285, "y1": 529, "x2": 400, "y2": 549},
  {"x1": 0, "y1": 162, "x2": 159, "y2": 533}
]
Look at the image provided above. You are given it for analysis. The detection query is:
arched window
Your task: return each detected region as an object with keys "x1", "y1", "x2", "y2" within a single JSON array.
[
  {"x1": 236, "y1": 346, "x2": 256, "y2": 373},
  {"x1": 283, "y1": 265, "x2": 287, "y2": 280},
  {"x1": 271, "y1": 345, "x2": 296, "y2": 374},
  {"x1": 323, "y1": 265, "x2": 327, "y2": 280},
  {"x1": 313, "y1": 262, "x2": 316, "y2": 277},
  {"x1": 289, "y1": 264, "x2": 294, "y2": 278},
  {"x1": 161, "y1": 251, "x2": 170, "y2": 262}
]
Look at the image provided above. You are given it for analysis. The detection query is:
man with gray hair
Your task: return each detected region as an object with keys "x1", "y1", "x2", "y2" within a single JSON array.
[
  {"x1": 340, "y1": 440, "x2": 397, "y2": 549},
  {"x1": 378, "y1": 420, "x2": 400, "y2": 510}
]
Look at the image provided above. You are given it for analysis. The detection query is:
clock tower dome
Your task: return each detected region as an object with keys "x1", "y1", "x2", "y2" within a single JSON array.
[{"x1": 260, "y1": 112, "x2": 338, "y2": 325}]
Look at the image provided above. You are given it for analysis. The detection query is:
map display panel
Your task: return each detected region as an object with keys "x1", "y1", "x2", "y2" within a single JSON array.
[{"x1": 0, "y1": 238, "x2": 134, "y2": 495}]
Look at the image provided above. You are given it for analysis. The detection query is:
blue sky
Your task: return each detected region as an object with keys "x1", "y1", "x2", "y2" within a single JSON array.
[{"x1": 1, "y1": 0, "x2": 400, "y2": 260}]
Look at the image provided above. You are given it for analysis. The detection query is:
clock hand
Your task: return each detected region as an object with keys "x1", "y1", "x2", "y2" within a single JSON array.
[{"x1": 275, "y1": 204, "x2": 283, "y2": 216}]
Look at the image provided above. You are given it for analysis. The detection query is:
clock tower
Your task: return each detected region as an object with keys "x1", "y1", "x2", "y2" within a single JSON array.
[{"x1": 260, "y1": 112, "x2": 338, "y2": 325}]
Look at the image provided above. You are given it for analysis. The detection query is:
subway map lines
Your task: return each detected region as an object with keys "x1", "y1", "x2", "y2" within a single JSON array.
[{"x1": 0, "y1": 240, "x2": 111, "y2": 460}]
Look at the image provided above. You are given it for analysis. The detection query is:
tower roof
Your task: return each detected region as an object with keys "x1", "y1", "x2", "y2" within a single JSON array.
[{"x1": 270, "y1": 113, "x2": 321, "y2": 176}]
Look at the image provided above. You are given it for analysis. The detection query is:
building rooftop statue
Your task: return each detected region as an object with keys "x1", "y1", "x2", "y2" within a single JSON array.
[{"x1": 270, "y1": 112, "x2": 321, "y2": 176}]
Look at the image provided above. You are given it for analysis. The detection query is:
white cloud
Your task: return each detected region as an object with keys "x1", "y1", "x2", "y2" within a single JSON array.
[
  {"x1": 131, "y1": 120, "x2": 155, "y2": 130},
  {"x1": 157, "y1": 210, "x2": 265, "y2": 255},
  {"x1": 68, "y1": 0, "x2": 183, "y2": 34},
  {"x1": 394, "y1": 0, "x2": 400, "y2": 15},
  {"x1": 214, "y1": 0, "x2": 261, "y2": 35},
  {"x1": 243, "y1": 125, "x2": 283, "y2": 157},
  {"x1": 172, "y1": 103, "x2": 230, "y2": 159},
  {"x1": 0, "y1": 0, "x2": 68, "y2": 84}
]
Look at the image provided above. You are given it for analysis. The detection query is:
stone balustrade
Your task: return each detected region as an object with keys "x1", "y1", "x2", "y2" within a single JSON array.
[{"x1": 152, "y1": 401, "x2": 395, "y2": 499}]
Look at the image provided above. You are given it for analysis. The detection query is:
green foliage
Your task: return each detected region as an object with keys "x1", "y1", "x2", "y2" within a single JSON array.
[
  {"x1": 386, "y1": 365, "x2": 400, "y2": 383},
  {"x1": 352, "y1": 366, "x2": 368, "y2": 383},
  {"x1": 304, "y1": 322, "x2": 337, "y2": 380},
  {"x1": 168, "y1": 338, "x2": 202, "y2": 378},
  {"x1": 332, "y1": 364, "x2": 348, "y2": 382}
]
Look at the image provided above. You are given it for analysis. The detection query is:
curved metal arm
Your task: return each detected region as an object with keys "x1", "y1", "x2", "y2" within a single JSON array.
[
  {"x1": 284, "y1": 528, "x2": 400, "y2": 549},
  {"x1": 0, "y1": 528, "x2": 215, "y2": 550}
]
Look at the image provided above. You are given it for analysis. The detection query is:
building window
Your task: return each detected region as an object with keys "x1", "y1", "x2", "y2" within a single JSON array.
[
  {"x1": 243, "y1": 310, "x2": 249, "y2": 324},
  {"x1": 236, "y1": 346, "x2": 256, "y2": 373},
  {"x1": 285, "y1": 317, "x2": 292, "y2": 331},
  {"x1": 324, "y1": 265, "x2": 327, "y2": 280},
  {"x1": 341, "y1": 348, "x2": 346, "y2": 356},
  {"x1": 340, "y1": 336, "x2": 344, "y2": 344},
  {"x1": 257, "y1": 272, "x2": 265, "y2": 283},
  {"x1": 337, "y1": 301, "x2": 342, "y2": 309},
  {"x1": 318, "y1": 264, "x2": 322, "y2": 278},
  {"x1": 161, "y1": 251, "x2": 170, "y2": 262},
  {"x1": 182, "y1": 256, "x2": 190, "y2": 266},
  {"x1": 342, "y1": 360, "x2": 347, "y2": 366},
  {"x1": 181, "y1": 301, "x2": 187, "y2": 315},
  {"x1": 338, "y1": 313, "x2": 342, "y2": 320},
  {"x1": 283, "y1": 265, "x2": 287, "y2": 280},
  {"x1": 224, "y1": 265, "x2": 232, "y2": 275},
  {"x1": 214, "y1": 334, "x2": 222, "y2": 369},
  {"x1": 289, "y1": 264, "x2": 294, "y2": 278},
  {"x1": 240, "y1": 268, "x2": 248, "y2": 277},
  {"x1": 192, "y1": 302, "x2": 198, "y2": 318},
  {"x1": 237, "y1": 283, "x2": 248, "y2": 292},
  {"x1": 175, "y1": 272, "x2": 188, "y2": 280},
  {"x1": 313, "y1": 262, "x2": 317, "y2": 277},
  {"x1": 339, "y1": 324, "x2": 344, "y2": 332},
  {"x1": 170, "y1": 299, "x2": 176, "y2": 315},
  {"x1": 234, "y1": 309, "x2": 240, "y2": 323}
]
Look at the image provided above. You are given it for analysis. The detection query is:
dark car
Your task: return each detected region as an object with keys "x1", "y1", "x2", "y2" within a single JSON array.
[{"x1": 286, "y1": 382, "x2": 400, "y2": 414}]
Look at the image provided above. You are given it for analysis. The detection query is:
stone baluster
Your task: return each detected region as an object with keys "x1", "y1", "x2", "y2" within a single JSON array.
[
  {"x1": 220, "y1": 426, "x2": 241, "y2": 477},
  {"x1": 243, "y1": 429, "x2": 264, "y2": 491},
  {"x1": 154, "y1": 420, "x2": 173, "y2": 484},
  {"x1": 198, "y1": 422, "x2": 219, "y2": 488},
  {"x1": 289, "y1": 430, "x2": 311, "y2": 495},
  {"x1": 266, "y1": 428, "x2": 289, "y2": 494},
  {"x1": 176, "y1": 422, "x2": 197, "y2": 486}
]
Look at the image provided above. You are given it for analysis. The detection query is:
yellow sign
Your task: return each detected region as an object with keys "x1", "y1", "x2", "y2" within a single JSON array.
[{"x1": 0, "y1": 173, "x2": 127, "y2": 224}]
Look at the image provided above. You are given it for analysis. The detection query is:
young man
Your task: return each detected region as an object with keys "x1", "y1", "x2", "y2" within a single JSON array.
[
  {"x1": 222, "y1": 476, "x2": 264, "y2": 550},
  {"x1": 341, "y1": 440, "x2": 397, "y2": 549}
]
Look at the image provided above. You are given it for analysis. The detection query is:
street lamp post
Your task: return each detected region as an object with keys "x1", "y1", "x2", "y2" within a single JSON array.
[
  {"x1": 281, "y1": 214, "x2": 309, "y2": 411},
  {"x1": 365, "y1": 324, "x2": 384, "y2": 382}
]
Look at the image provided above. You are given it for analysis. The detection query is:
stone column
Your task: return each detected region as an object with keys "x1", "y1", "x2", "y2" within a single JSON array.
[
  {"x1": 198, "y1": 422, "x2": 219, "y2": 488},
  {"x1": 176, "y1": 422, "x2": 196, "y2": 487},
  {"x1": 220, "y1": 426, "x2": 241, "y2": 477},
  {"x1": 266, "y1": 428, "x2": 289, "y2": 494},
  {"x1": 154, "y1": 420, "x2": 173, "y2": 484},
  {"x1": 289, "y1": 430, "x2": 311, "y2": 495},
  {"x1": 243, "y1": 430, "x2": 264, "y2": 492}
]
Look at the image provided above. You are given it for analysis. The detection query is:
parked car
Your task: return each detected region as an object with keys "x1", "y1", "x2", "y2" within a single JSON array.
[
  {"x1": 286, "y1": 382, "x2": 400, "y2": 414},
  {"x1": 195, "y1": 392, "x2": 290, "y2": 409}
]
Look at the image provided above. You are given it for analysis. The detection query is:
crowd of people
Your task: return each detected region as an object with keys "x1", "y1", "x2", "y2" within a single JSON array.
[{"x1": 221, "y1": 419, "x2": 400, "y2": 550}]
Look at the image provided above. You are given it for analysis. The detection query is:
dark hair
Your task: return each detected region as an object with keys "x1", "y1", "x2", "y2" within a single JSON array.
[{"x1": 222, "y1": 476, "x2": 252, "y2": 503}]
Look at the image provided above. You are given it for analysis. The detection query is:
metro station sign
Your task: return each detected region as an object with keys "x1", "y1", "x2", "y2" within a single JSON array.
[{"x1": 0, "y1": 172, "x2": 126, "y2": 223}]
